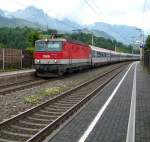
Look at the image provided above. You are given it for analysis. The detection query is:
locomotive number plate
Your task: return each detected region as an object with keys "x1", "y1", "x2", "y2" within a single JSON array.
[{"x1": 43, "y1": 55, "x2": 50, "y2": 58}]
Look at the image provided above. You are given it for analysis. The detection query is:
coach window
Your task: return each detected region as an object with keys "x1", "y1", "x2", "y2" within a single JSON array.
[
  {"x1": 99, "y1": 52, "x2": 101, "y2": 57},
  {"x1": 97, "y1": 52, "x2": 101, "y2": 57},
  {"x1": 107, "y1": 53, "x2": 110, "y2": 57},
  {"x1": 92, "y1": 50, "x2": 96, "y2": 57}
]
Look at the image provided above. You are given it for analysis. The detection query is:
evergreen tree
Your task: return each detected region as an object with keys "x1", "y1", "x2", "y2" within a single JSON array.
[{"x1": 145, "y1": 35, "x2": 150, "y2": 52}]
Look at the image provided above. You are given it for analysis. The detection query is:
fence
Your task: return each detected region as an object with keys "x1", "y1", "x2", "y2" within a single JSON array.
[
  {"x1": 144, "y1": 52, "x2": 150, "y2": 69},
  {"x1": 0, "y1": 48, "x2": 33, "y2": 70}
]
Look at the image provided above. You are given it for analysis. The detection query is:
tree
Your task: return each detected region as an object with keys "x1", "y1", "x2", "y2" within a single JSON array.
[
  {"x1": 0, "y1": 27, "x2": 139, "y2": 54},
  {"x1": 0, "y1": 27, "x2": 40, "y2": 49},
  {"x1": 28, "y1": 32, "x2": 40, "y2": 47},
  {"x1": 0, "y1": 43, "x2": 6, "y2": 48},
  {"x1": 145, "y1": 35, "x2": 150, "y2": 52}
]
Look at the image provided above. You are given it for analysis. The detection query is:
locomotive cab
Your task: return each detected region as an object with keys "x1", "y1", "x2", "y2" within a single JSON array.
[{"x1": 34, "y1": 39, "x2": 66, "y2": 77}]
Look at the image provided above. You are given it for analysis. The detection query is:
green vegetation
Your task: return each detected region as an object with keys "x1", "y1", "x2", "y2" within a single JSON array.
[
  {"x1": 145, "y1": 35, "x2": 150, "y2": 52},
  {"x1": 0, "y1": 27, "x2": 39, "y2": 49},
  {"x1": 0, "y1": 68, "x2": 18, "y2": 72},
  {"x1": 0, "y1": 26, "x2": 139, "y2": 54},
  {"x1": 24, "y1": 87, "x2": 64, "y2": 104},
  {"x1": 63, "y1": 32, "x2": 136, "y2": 53}
]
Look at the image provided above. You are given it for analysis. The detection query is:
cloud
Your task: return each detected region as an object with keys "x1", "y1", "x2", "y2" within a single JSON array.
[
  {"x1": 0, "y1": 0, "x2": 150, "y2": 30},
  {"x1": 82, "y1": 0, "x2": 150, "y2": 30}
]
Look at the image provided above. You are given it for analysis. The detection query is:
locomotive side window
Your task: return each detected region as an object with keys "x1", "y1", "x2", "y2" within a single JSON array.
[{"x1": 47, "y1": 41, "x2": 62, "y2": 51}]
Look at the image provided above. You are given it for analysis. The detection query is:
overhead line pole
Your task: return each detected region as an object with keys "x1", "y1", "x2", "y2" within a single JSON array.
[{"x1": 92, "y1": 32, "x2": 94, "y2": 46}]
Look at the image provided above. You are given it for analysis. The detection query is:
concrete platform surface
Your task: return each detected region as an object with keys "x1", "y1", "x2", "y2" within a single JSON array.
[
  {"x1": 0, "y1": 69, "x2": 35, "y2": 77},
  {"x1": 0, "y1": 69, "x2": 35, "y2": 84},
  {"x1": 45, "y1": 61, "x2": 150, "y2": 142}
]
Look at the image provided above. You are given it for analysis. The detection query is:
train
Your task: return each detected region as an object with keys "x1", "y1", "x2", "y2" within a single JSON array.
[{"x1": 34, "y1": 38, "x2": 140, "y2": 77}]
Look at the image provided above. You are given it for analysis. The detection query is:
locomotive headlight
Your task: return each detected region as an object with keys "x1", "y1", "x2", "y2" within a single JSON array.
[
  {"x1": 54, "y1": 59, "x2": 57, "y2": 63},
  {"x1": 37, "y1": 59, "x2": 40, "y2": 63}
]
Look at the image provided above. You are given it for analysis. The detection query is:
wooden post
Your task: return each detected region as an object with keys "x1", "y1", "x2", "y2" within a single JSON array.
[
  {"x1": 2, "y1": 48, "x2": 4, "y2": 70},
  {"x1": 20, "y1": 49, "x2": 23, "y2": 69}
]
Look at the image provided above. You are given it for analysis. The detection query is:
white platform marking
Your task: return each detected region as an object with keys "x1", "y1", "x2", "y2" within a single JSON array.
[
  {"x1": 78, "y1": 62, "x2": 136, "y2": 142},
  {"x1": 126, "y1": 62, "x2": 137, "y2": 142}
]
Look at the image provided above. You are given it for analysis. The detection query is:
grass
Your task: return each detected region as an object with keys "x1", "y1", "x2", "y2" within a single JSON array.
[
  {"x1": 24, "y1": 95, "x2": 42, "y2": 104},
  {"x1": 0, "y1": 68, "x2": 18, "y2": 72},
  {"x1": 24, "y1": 87, "x2": 64, "y2": 104}
]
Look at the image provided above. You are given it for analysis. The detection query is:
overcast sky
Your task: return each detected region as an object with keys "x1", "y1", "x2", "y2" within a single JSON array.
[{"x1": 0, "y1": 0, "x2": 150, "y2": 30}]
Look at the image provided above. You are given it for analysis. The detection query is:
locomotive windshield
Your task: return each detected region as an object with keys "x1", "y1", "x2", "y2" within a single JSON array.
[
  {"x1": 35, "y1": 41, "x2": 62, "y2": 52},
  {"x1": 35, "y1": 41, "x2": 46, "y2": 51},
  {"x1": 47, "y1": 41, "x2": 62, "y2": 51}
]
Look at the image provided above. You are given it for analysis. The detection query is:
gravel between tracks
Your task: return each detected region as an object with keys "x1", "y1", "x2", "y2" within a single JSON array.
[{"x1": 0, "y1": 63, "x2": 127, "y2": 122}]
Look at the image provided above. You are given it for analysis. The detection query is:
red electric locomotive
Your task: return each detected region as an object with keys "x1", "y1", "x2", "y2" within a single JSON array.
[{"x1": 34, "y1": 38, "x2": 92, "y2": 77}]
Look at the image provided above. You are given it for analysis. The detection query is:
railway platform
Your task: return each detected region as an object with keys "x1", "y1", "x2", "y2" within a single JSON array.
[
  {"x1": 0, "y1": 69, "x2": 35, "y2": 77},
  {"x1": 0, "y1": 69, "x2": 35, "y2": 84},
  {"x1": 45, "y1": 61, "x2": 150, "y2": 142}
]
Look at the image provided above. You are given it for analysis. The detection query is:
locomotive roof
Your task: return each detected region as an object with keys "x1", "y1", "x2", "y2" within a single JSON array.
[
  {"x1": 90, "y1": 45, "x2": 140, "y2": 56},
  {"x1": 36, "y1": 38, "x2": 89, "y2": 47},
  {"x1": 36, "y1": 38, "x2": 67, "y2": 42},
  {"x1": 90, "y1": 45, "x2": 115, "y2": 53},
  {"x1": 35, "y1": 39, "x2": 139, "y2": 56}
]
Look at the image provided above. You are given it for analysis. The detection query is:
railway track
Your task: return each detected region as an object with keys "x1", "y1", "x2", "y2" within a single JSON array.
[
  {"x1": 0, "y1": 62, "x2": 128, "y2": 95},
  {"x1": 0, "y1": 78, "x2": 47, "y2": 95},
  {"x1": 0, "y1": 63, "x2": 129, "y2": 142}
]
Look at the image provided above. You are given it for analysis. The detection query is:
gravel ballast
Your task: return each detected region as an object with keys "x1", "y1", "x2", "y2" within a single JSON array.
[{"x1": 0, "y1": 63, "x2": 128, "y2": 122}]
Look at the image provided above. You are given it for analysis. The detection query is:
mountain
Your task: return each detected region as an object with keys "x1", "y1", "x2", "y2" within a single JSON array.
[
  {"x1": 0, "y1": 9, "x2": 13, "y2": 18},
  {"x1": 0, "y1": 6, "x2": 142, "y2": 44},
  {"x1": 12, "y1": 6, "x2": 52, "y2": 27},
  {"x1": 78, "y1": 28, "x2": 114, "y2": 40},
  {"x1": 10, "y1": 6, "x2": 116, "y2": 40},
  {"x1": 91, "y1": 29, "x2": 115, "y2": 40},
  {"x1": 11, "y1": 6, "x2": 81, "y2": 31},
  {"x1": 0, "y1": 15, "x2": 40, "y2": 28},
  {"x1": 0, "y1": 9, "x2": 4, "y2": 17},
  {"x1": 85, "y1": 22, "x2": 141, "y2": 44}
]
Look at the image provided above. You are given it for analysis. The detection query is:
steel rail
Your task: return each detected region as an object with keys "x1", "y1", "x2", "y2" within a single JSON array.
[
  {"x1": 0, "y1": 63, "x2": 129, "y2": 142},
  {"x1": 0, "y1": 79, "x2": 47, "y2": 95}
]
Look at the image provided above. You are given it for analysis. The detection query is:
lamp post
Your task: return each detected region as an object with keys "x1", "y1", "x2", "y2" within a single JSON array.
[
  {"x1": 113, "y1": 40, "x2": 117, "y2": 52},
  {"x1": 136, "y1": 28, "x2": 144, "y2": 60},
  {"x1": 91, "y1": 32, "x2": 94, "y2": 46}
]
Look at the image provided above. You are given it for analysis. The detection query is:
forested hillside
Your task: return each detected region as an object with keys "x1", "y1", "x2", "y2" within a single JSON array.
[
  {"x1": 0, "y1": 27, "x2": 139, "y2": 54},
  {"x1": 0, "y1": 27, "x2": 39, "y2": 49}
]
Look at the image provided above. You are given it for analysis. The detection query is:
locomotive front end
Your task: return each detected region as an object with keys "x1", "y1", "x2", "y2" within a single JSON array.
[{"x1": 34, "y1": 39, "x2": 65, "y2": 77}]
